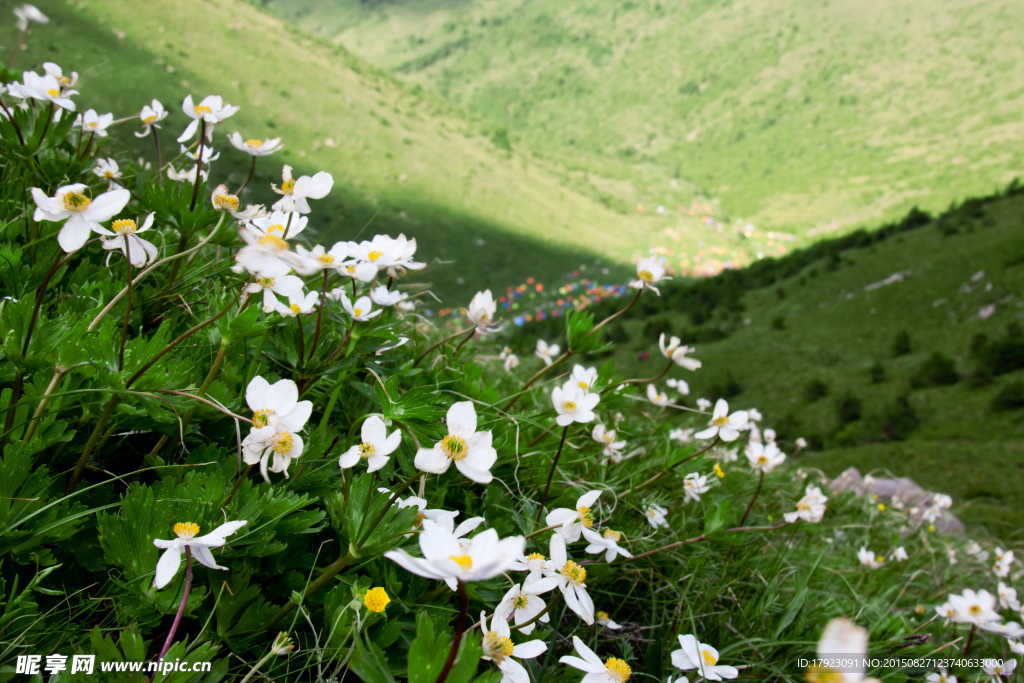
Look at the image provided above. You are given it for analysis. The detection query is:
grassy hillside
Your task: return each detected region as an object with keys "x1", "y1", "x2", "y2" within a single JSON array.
[
  {"x1": 8, "y1": 0, "x2": 744, "y2": 301},
  {"x1": 261, "y1": 0, "x2": 1024, "y2": 251},
  {"x1": 509, "y1": 186, "x2": 1024, "y2": 535}
]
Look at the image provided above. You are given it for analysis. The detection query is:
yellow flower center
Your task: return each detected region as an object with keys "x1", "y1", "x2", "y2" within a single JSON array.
[
  {"x1": 448, "y1": 554, "x2": 473, "y2": 571},
  {"x1": 280, "y1": 178, "x2": 295, "y2": 193},
  {"x1": 714, "y1": 463, "x2": 725, "y2": 478},
  {"x1": 256, "y1": 276, "x2": 276, "y2": 289},
  {"x1": 440, "y1": 434, "x2": 468, "y2": 461},
  {"x1": 596, "y1": 610, "x2": 609, "y2": 622},
  {"x1": 560, "y1": 560, "x2": 586, "y2": 586},
  {"x1": 414, "y1": 511, "x2": 426, "y2": 527},
  {"x1": 578, "y1": 381, "x2": 589, "y2": 389},
  {"x1": 875, "y1": 555, "x2": 884, "y2": 563},
  {"x1": 363, "y1": 587, "x2": 390, "y2": 613},
  {"x1": 317, "y1": 253, "x2": 335, "y2": 264},
  {"x1": 563, "y1": 401, "x2": 577, "y2": 412},
  {"x1": 272, "y1": 431, "x2": 294, "y2": 455},
  {"x1": 368, "y1": 250, "x2": 385, "y2": 262},
  {"x1": 603, "y1": 529, "x2": 621, "y2": 542},
  {"x1": 483, "y1": 631, "x2": 514, "y2": 661},
  {"x1": 757, "y1": 455, "x2": 769, "y2": 466},
  {"x1": 142, "y1": 114, "x2": 158, "y2": 124},
  {"x1": 713, "y1": 415, "x2": 730, "y2": 427},
  {"x1": 46, "y1": 88, "x2": 59, "y2": 97},
  {"x1": 245, "y1": 139, "x2": 263, "y2": 148},
  {"x1": 639, "y1": 269, "x2": 653, "y2": 282},
  {"x1": 527, "y1": 552, "x2": 545, "y2": 561},
  {"x1": 359, "y1": 442, "x2": 375, "y2": 459},
  {"x1": 513, "y1": 593, "x2": 529, "y2": 609},
  {"x1": 103, "y1": 170, "x2": 114, "y2": 178},
  {"x1": 57, "y1": 76, "x2": 69, "y2": 85},
  {"x1": 194, "y1": 105, "x2": 212, "y2": 115},
  {"x1": 806, "y1": 664, "x2": 843, "y2": 683},
  {"x1": 353, "y1": 308, "x2": 363, "y2": 317},
  {"x1": 258, "y1": 233, "x2": 289, "y2": 251},
  {"x1": 345, "y1": 265, "x2": 356, "y2": 274},
  {"x1": 606, "y1": 657, "x2": 632, "y2": 682},
  {"x1": 702, "y1": 649, "x2": 718, "y2": 666},
  {"x1": 290, "y1": 304, "x2": 301, "y2": 314},
  {"x1": 214, "y1": 193, "x2": 239, "y2": 211},
  {"x1": 577, "y1": 506, "x2": 594, "y2": 528},
  {"x1": 969, "y1": 605, "x2": 982, "y2": 615},
  {"x1": 173, "y1": 522, "x2": 200, "y2": 539},
  {"x1": 798, "y1": 501, "x2": 811, "y2": 511},
  {"x1": 647, "y1": 508, "x2": 657, "y2": 517},
  {"x1": 87, "y1": 121, "x2": 98, "y2": 129},
  {"x1": 62, "y1": 192, "x2": 91, "y2": 212},
  {"x1": 111, "y1": 219, "x2": 137, "y2": 235},
  {"x1": 252, "y1": 409, "x2": 270, "y2": 428}
]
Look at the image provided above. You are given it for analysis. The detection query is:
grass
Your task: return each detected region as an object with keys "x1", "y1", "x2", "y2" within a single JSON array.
[
  {"x1": 513, "y1": 188, "x2": 1024, "y2": 535},
  {"x1": 260, "y1": 0, "x2": 1024, "y2": 255}
]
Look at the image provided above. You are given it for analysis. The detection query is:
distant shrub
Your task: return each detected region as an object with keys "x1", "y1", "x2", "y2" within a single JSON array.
[
  {"x1": 771, "y1": 315, "x2": 785, "y2": 331},
  {"x1": 974, "y1": 338, "x2": 1024, "y2": 377},
  {"x1": 775, "y1": 287, "x2": 786, "y2": 300},
  {"x1": 867, "y1": 360, "x2": 885, "y2": 384},
  {"x1": 490, "y1": 127, "x2": 512, "y2": 152},
  {"x1": 882, "y1": 395, "x2": 920, "y2": 441},
  {"x1": 604, "y1": 320, "x2": 630, "y2": 345},
  {"x1": 992, "y1": 381, "x2": 1024, "y2": 412},
  {"x1": 911, "y1": 352, "x2": 959, "y2": 388},
  {"x1": 803, "y1": 378, "x2": 829, "y2": 403},
  {"x1": 892, "y1": 329, "x2": 912, "y2": 357},
  {"x1": 706, "y1": 373, "x2": 743, "y2": 401},
  {"x1": 1007, "y1": 321, "x2": 1023, "y2": 339},
  {"x1": 836, "y1": 391, "x2": 862, "y2": 424}
]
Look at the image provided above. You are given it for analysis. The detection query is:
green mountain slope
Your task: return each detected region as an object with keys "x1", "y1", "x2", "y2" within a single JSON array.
[
  {"x1": 262, "y1": 0, "x2": 1024, "y2": 249},
  {"x1": 507, "y1": 188, "x2": 1024, "y2": 534}
]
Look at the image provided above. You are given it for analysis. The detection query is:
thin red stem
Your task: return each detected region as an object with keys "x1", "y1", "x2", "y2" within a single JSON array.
[
  {"x1": 151, "y1": 546, "x2": 192, "y2": 680},
  {"x1": 307, "y1": 270, "x2": 329, "y2": 361},
  {"x1": 739, "y1": 470, "x2": 765, "y2": 527},
  {"x1": 535, "y1": 425, "x2": 570, "y2": 525},
  {"x1": 435, "y1": 580, "x2": 468, "y2": 683},
  {"x1": 189, "y1": 120, "x2": 206, "y2": 212}
]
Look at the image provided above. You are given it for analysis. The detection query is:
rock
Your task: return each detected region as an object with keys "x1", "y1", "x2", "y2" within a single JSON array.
[{"x1": 825, "y1": 467, "x2": 965, "y2": 535}]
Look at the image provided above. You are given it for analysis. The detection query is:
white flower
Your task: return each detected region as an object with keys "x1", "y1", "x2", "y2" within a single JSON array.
[
  {"x1": 368, "y1": 285, "x2": 408, "y2": 307},
  {"x1": 628, "y1": 257, "x2": 670, "y2": 295},
  {"x1": 795, "y1": 437, "x2": 808, "y2": 449},
  {"x1": 75, "y1": 109, "x2": 113, "y2": 137},
  {"x1": 375, "y1": 337, "x2": 409, "y2": 356},
  {"x1": 891, "y1": 546, "x2": 909, "y2": 562},
  {"x1": 695, "y1": 399, "x2": 748, "y2": 442},
  {"x1": 243, "y1": 273, "x2": 304, "y2": 313},
  {"x1": 935, "y1": 602, "x2": 956, "y2": 624},
  {"x1": 697, "y1": 398, "x2": 712, "y2": 411},
  {"x1": 553, "y1": 382, "x2": 600, "y2": 426},
  {"x1": 559, "y1": 635, "x2": 633, "y2": 682},
  {"x1": 535, "y1": 339, "x2": 560, "y2": 365},
  {"x1": 479, "y1": 609, "x2": 547, "y2": 682},
  {"x1": 385, "y1": 518, "x2": 524, "y2": 584},
  {"x1": 570, "y1": 365, "x2": 598, "y2": 392},
  {"x1": 683, "y1": 472, "x2": 709, "y2": 502},
  {"x1": 338, "y1": 416, "x2": 401, "y2": 473},
  {"x1": 926, "y1": 667, "x2": 956, "y2": 683},
  {"x1": 337, "y1": 291, "x2": 382, "y2": 322},
  {"x1": 646, "y1": 384, "x2": 670, "y2": 406},
  {"x1": 1009, "y1": 639, "x2": 1024, "y2": 655},
  {"x1": 177, "y1": 94, "x2": 239, "y2": 143},
  {"x1": 1000, "y1": 582, "x2": 1021, "y2": 612},
  {"x1": 152, "y1": 520, "x2": 247, "y2": 589},
  {"x1": 546, "y1": 490, "x2": 601, "y2": 543},
  {"x1": 995, "y1": 548, "x2": 1015, "y2": 578},
  {"x1": 592, "y1": 424, "x2": 626, "y2": 455},
  {"x1": 336, "y1": 259, "x2": 378, "y2": 283},
  {"x1": 949, "y1": 589, "x2": 1000, "y2": 626},
  {"x1": 745, "y1": 441, "x2": 786, "y2": 473},
  {"x1": 645, "y1": 504, "x2": 668, "y2": 529},
  {"x1": 582, "y1": 527, "x2": 632, "y2": 563},
  {"x1": 93, "y1": 158, "x2": 122, "y2": 187},
  {"x1": 11, "y1": 70, "x2": 75, "y2": 110},
  {"x1": 245, "y1": 376, "x2": 312, "y2": 434},
  {"x1": 748, "y1": 408, "x2": 762, "y2": 422},
  {"x1": 494, "y1": 580, "x2": 558, "y2": 635},
  {"x1": 982, "y1": 660, "x2": 1016, "y2": 678},
  {"x1": 384, "y1": 490, "x2": 457, "y2": 530},
  {"x1": 467, "y1": 290, "x2": 499, "y2": 334},
  {"x1": 667, "y1": 378, "x2": 690, "y2": 395},
  {"x1": 669, "y1": 427, "x2": 693, "y2": 443},
  {"x1": 659, "y1": 334, "x2": 701, "y2": 370},
  {"x1": 31, "y1": 184, "x2": 130, "y2": 253},
  {"x1": 384, "y1": 234, "x2": 425, "y2": 278},
  {"x1": 100, "y1": 214, "x2": 159, "y2": 268},
  {"x1": 595, "y1": 611, "x2": 622, "y2": 629},
  {"x1": 671, "y1": 635, "x2": 738, "y2": 681},
  {"x1": 228, "y1": 131, "x2": 282, "y2": 156},
  {"x1": 269, "y1": 632, "x2": 295, "y2": 656},
  {"x1": 548, "y1": 534, "x2": 594, "y2": 624},
  {"x1": 784, "y1": 486, "x2": 828, "y2": 523},
  {"x1": 13, "y1": 4, "x2": 47, "y2": 32},
  {"x1": 414, "y1": 401, "x2": 497, "y2": 484},
  {"x1": 857, "y1": 547, "x2": 884, "y2": 569},
  {"x1": 763, "y1": 428, "x2": 776, "y2": 443},
  {"x1": 272, "y1": 164, "x2": 334, "y2": 214},
  {"x1": 135, "y1": 99, "x2": 167, "y2": 137},
  {"x1": 509, "y1": 551, "x2": 555, "y2": 586},
  {"x1": 210, "y1": 184, "x2": 261, "y2": 220},
  {"x1": 347, "y1": 234, "x2": 397, "y2": 269},
  {"x1": 274, "y1": 290, "x2": 320, "y2": 318},
  {"x1": 982, "y1": 622, "x2": 1024, "y2": 638},
  {"x1": 504, "y1": 354, "x2": 519, "y2": 372},
  {"x1": 810, "y1": 618, "x2": 881, "y2": 683},
  {"x1": 165, "y1": 163, "x2": 206, "y2": 185}
]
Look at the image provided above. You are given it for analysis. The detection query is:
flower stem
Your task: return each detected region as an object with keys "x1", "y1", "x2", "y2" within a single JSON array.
[
  {"x1": 150, "y1": 126, "x2": 163, "y2": 184},
  {"x1": 739, "y1": 470, "x2": 765, "y2": 527},
  {"x1": 151, "y1": 547, "x2": 192, "y2": 681},
  {"x1": 6, "y1": 29, "x2": 25, "y2": 68},
  {"x1": 356, "y1": 473, "x2": 420, "y2": 547},
  {"x1": 224, "y1": 464, "x2": 254, "y2": 505},
  {"x1": 435, "y1": 579, "x2": 468, "y2": 683},
  {"x1": 189, "y1": 120, "x2": 206, "y2": 212},
  {"x1": 535, "y1": 425, "x2": 570, "y2": 526},
  {"x1": 307, "y1": 270, "x2": 329, "y2": 361},
  {"x1": 66, "y1": 394, "x2": 121, "y2": 495},
  {"x1": 524, "y1": 523, "x2": 562, "y2": 541},
  {"x1": 118, "y1": 260, "x2": 133, "y2": 372},
  {"x1": 23, "y1": 250, "x2": 72, "y2": 357},
  {"x1": 963, "y1": 624, "x2": 976, "y2": 655},
  {"x1": 237, "y1": 155, "x2": 257, "y2": 194},
  {"x1": 450, "y1": 328, "x2": 476, "y2": 360},
  {"x1": 296, "y1": 314, "x2": 305, "y2": 362},
  {"x1": 21, "y1": 366, "x2": 67, "y2": 442},
  {"x1": 245, "y1": 325, "x2": 271, "y2": 387},
  {"x1": 324, "y1": 323, "x2": 355, "y2": 364},
  {"x1": 263, "y1": 551, "x2": 354, "y2": 630},
  {"x1": 34, "y1": 102, "x2": 53, "y2": 153},
  {"x1": 601, "y1": 358, "x2": 673, "y2": 394},
  {"x1": 503, "y1": 349, "x2": 574, "y2": 412},
  {"x1": 0, "y1": 370, "x2": 25, "y2": 450},
  {"x1": 238, "y1": 649, "x2": 276, "y2": 683},
  {"x1": 413, "y1": 328, "x2": 471, "y2": 367},
  {"x1": 586, "y1": 288, "x2": 641, "y2": 339},
  {"x1": 620, "y1": 435, "x2": 720, "y2": 498},
  {"x1": 0, "y1": 100, "x2": 25, "y2": 146}
]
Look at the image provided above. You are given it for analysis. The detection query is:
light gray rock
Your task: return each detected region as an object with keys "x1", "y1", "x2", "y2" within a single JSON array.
[{"x1": 826, "y1": 467, "x2": 965, "y2": 535}]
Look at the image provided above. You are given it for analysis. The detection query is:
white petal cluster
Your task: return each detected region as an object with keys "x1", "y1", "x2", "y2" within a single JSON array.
[{"x1": 241, "y1": 377, "x2": 312, "y2": 481}]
